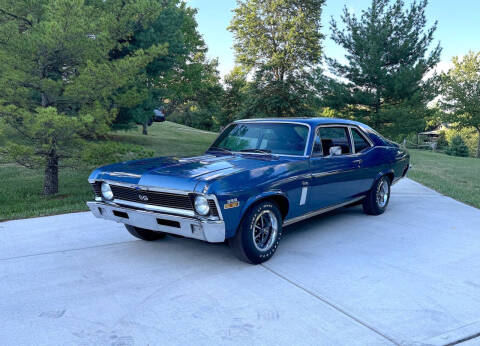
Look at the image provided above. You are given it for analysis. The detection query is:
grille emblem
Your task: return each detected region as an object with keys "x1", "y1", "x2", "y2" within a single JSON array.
[{"x1": 138, "y1": 194, "x2": 149, "y2": 201}]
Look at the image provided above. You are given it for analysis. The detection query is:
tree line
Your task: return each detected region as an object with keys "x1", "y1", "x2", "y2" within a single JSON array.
[
  {"x1": 176, "y1": 0, "x2": 479, "y2": 158},
  {"x1": 0, "y1": 0, "x2": 479, "y2": 196}
]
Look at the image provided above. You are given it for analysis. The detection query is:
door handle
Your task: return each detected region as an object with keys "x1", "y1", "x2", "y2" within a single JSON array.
[{"x1": 353, "y1": 159, "x2": 362, "y2": 167}]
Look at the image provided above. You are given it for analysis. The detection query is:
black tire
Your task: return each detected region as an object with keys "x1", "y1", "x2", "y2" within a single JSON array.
[
  {"x1": 229, "y1": 201, "x2": 283, "y2": 264},
  {"x1": 363, "y1": 175, "x2": 391, "y2": 215},
  {"x1": 125, "y1": 225, "x2": 166, "y2": 241}
]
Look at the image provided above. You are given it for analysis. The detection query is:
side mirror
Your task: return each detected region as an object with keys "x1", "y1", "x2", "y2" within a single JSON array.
[{"x1": 329, "y1": 146, "x2": 342, "y2": 156}]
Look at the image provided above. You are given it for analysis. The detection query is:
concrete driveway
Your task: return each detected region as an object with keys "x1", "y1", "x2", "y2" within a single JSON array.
[{"x1": 1, "y1": 178, "x2": 480, "y2": 346}]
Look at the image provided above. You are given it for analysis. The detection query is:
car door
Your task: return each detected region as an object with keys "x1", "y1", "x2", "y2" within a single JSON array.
[
  {"x1": 349, "y1": 126, "x2": 377, "y2": 194},
  {"x1": 308, "y1": 125, "x2": 362, "y2": 210}
]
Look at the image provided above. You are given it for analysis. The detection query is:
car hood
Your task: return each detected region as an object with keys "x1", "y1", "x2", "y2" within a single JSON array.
[{"x1": 90, "y1": 154, "x2": 287, "y2": 192}]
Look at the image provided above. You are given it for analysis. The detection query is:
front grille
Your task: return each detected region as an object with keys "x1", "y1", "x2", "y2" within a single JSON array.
[
  {"x1": 208, "y1": 199, "x2": 219, "y2": 217},
  {"x1": 92, "y1": 181, "x2": 220, "y2": 218},
  {"x1": 110, "y1": 185, "x2": 193, "y2": 211}
]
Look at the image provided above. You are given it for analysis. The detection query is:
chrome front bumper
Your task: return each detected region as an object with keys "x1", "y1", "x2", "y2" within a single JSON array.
[{"x1": 87, "y1": 201, "x2": 225, "y2": 243}]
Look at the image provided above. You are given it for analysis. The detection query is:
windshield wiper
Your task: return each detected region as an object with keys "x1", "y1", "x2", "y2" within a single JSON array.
[
  {"x1": 239, "y1": 149, "x2": 272, "y2": 154},
  {"x1": 208, "y1": 146, "x2": 232, "y2": 153}
]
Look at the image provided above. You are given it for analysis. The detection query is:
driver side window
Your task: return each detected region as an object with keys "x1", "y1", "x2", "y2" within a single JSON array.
[{"x1": 313, "y1": 126, "x2": 352, "y2": 156}]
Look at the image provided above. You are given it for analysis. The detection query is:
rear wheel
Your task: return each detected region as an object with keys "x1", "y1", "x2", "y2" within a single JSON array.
[
  {"x1": 229, "y1": 201, "x2": 283, "y2": 264},
  {"x1": 125, "y1": 225, "x2": 166, "y2": 241},
  {"x1": 363, "y1": 175, "x2": 391, "y2": 215}
]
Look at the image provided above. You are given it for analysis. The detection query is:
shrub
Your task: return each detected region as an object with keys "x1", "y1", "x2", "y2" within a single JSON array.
[
  {"x1": 445, "y1": 135, "x2": 469, "y2": 157},
  {"x1": 445, "y1": 127, "x2": 479, "y2": 157}
]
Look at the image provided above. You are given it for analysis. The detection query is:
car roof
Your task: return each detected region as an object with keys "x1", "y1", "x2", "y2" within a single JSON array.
[{"x1": 234, "y1": 117, "x2": 368, "y2": 128}]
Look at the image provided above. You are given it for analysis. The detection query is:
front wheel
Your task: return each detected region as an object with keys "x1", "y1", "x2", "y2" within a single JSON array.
[
  {"x1": 229, "y1": 201, "x2": 283, "y2": 264},
  {"x1": 363, "y1": 175, "x2": 391, "y2": 215},
  {"x1": 125, "y1": 225, "x2": 166, "y2": 241}
]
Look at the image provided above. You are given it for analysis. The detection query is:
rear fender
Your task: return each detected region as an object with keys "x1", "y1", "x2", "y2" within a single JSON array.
[{"x1": 371, "y1": 168, "x2": 395, "y2": 190}]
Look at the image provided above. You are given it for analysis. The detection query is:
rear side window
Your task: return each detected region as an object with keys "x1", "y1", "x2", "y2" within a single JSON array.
[
  {"x1": 351, "y1": 128, "x2": 371, "y2": 153},
  {"x1": 317, "y1": 127, "x2": 352, "y2": 155}
]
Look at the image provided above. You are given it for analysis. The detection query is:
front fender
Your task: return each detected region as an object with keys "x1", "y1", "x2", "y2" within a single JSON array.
[
  {"x1": 241, "y1": 190, "x2": 289, "y2": 220},
  {"x1": 219, "y1": 190, "x2": 290, "y2": 240}
]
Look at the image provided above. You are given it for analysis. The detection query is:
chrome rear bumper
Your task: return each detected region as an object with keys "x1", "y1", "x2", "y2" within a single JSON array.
[{"x1": 87, "y1": 201, "x2": 225, "y2": 243}]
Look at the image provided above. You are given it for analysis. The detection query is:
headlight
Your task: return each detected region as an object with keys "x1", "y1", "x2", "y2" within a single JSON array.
[
  {"x1": 101, "y1": 182, "x2": 114, "y2": 201},
  {"x1": 194, "y1": 195, "x2": 210, "y2": 216}
]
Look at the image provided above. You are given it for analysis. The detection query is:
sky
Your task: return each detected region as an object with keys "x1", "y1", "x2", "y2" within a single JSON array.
[{"x1": 187, "y1": 0, "x2": 480, "y2": 78}]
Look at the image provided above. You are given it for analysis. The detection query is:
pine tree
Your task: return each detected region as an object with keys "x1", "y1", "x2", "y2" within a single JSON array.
[
  {"x1": 446, "y1": 135, "x2": 469, "y2": 157},
  {"x1": 0, "y1": 0, "x2": 165, "y2": 195},
  {"x1": 324, "y1": 0, "x2": 441, "y2": 137}
]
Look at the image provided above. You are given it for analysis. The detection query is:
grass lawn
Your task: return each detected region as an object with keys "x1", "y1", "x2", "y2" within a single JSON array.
[
  {"x1": 408, "y1": 149, "x2": 480, "y2": 209},
  {"x1": 0, "y1": 122, "x2": 217, "y2": 221}
]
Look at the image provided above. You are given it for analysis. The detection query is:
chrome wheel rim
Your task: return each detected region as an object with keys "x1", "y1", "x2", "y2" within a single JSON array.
[
  {"x1": 376, "y1": 178, "x2": 389, "y2": 208},
  {"x1": 253, "y1": 210, "x2": 278, "y2": 252}
]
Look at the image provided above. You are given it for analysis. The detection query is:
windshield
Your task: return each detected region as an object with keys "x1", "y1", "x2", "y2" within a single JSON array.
[{"x1": 210, "y1": 122, "x2": 309, "y2": 156}]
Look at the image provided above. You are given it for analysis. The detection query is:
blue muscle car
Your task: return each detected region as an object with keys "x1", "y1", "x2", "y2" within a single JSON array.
[{"x1": 87, "y1": 118, "x2": 410, "y2": 263}]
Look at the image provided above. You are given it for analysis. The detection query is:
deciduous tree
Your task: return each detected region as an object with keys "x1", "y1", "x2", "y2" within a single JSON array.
[
  {"x1": 111, "y1": 0, "x2": 222, "y2": 134},
  {"x1": 440, "y1": 52, "x2": 480, "y2": 158},
  {"x1": 228, "y1": 0, "x2": 325, "y2": 117},
  {"x1": 219, "y1": 66, "x2": 248, "y2": 126}
]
